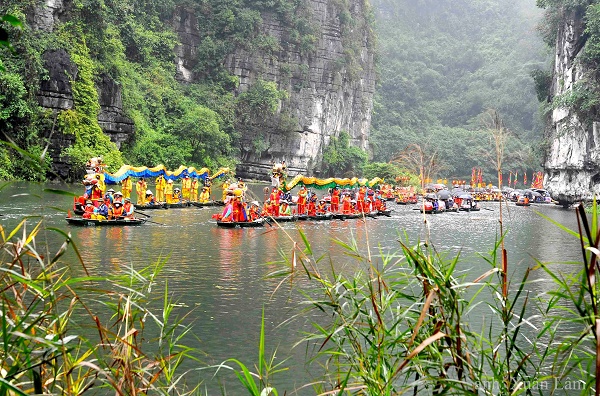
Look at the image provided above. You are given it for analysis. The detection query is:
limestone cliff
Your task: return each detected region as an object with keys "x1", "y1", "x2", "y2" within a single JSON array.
[
  {"x1": 173, "y1": 1, "x2": 376, "y2": 180},
  {"x1": 25, "y1": 0, "x2": 374, "y2": 180},
  {"x1": 544, "y1": 7, "x2": 600, "y2": 204}
]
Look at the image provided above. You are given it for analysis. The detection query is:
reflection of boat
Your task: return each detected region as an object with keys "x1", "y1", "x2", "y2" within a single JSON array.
[
  {"x1": 135, "y1": 203, "x2": 166, "y2": 210},
  {"x1": 66, "y1": 217, "x2": 146, "y2": 226},
  {"x1": 377, "y1": 209, "x2": 392, "y2": 217},
  {"x1": 165, "y1": 201, "x2": 190, "y2": 209},
  {"x1": 216, "y1": 219, "x2": 265, "y2": 228}
]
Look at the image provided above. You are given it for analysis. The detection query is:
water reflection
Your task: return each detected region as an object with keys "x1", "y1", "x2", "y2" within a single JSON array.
[{"x1": 0, "y1": 182, "x2": 586, "y2": 394}]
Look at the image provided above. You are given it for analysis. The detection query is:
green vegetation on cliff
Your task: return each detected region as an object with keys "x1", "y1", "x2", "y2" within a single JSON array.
[{"x1": 0, "y1": 0, "x2": 314, "y2": 180}]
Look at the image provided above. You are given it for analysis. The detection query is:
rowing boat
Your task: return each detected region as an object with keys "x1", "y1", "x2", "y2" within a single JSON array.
[
  {"x1": 306, "y1": 213, "x2": 333, "y2": 221},
  {"x1": 266, "y1": 215, "x2": 298, "y2": 223},
  {"x1": 66, "y1": 217, "x2": 146, "y2": 226},
  {"x1": 216, "y1": 219, "x2": 265, "y2": 228},
  {"x1": 190, "y1": 201, "x2": 218, "y2": 207},
  {"x1": 165, "y1": 201, "x2": 190, "y2": 209},
  {"x1": 377, "y1": 209, "x2": 392, "y2": 217},
  {"x1": 135, "y1": 203, "x2": 166, "y2": 210}
]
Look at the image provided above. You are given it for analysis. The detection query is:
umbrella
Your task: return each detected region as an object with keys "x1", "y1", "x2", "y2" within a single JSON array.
[
  {"x1": 437, "y1": 190, "x2": 451, "y2": 199},
  {"x1": 458, "y1": 194, "x2": 473, "y2": 200},
  {"x1": 425, "y1": 193, "x2": 437, "y2": 200}
]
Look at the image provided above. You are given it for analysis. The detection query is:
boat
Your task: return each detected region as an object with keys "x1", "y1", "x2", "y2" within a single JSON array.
[
  {"x1": 265, "y1": 215, "x2": 298, "y2": 223},
  {"x1": 515, "y1": 196, "x2": 531, "y2": 206},
  {"x1": 377, "y1": 209, "x2": 392, "y2": 217},
  {"x1": 190, "y1": 201, "x2": 218, "y2": 207},
  {"x1": 165, "y1": 201, "x2": 190, "y2": 209},
  {"x1": 419, "y1": 209, "x2": 445, "y2": 214},
  {"x1": 135, "y1": 202, "x2": 166, "y2": 210},
  {"x1": 216, "y1": 218, "x2": 265, "y2": 228},
  {"x1": 306, "y1": 213, "x2": 333, "y2": 221},
  {"x1": 66, "y1": 217, "x2": 146, "y2": 226}
]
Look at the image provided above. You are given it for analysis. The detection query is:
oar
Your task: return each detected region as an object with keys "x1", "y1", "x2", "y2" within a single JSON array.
[{"x1": 135, "y1": 211, "x2": 152, "y2": 218}]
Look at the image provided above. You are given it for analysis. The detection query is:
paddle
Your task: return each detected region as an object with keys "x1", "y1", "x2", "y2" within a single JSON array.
[{"x1": 135, "y1": 211, "x2": 152, "y2": 218}]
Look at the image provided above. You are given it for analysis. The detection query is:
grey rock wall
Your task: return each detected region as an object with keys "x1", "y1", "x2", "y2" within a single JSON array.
[
  {"x1": 173, "y1": 0, "x2": 375, "y2": 180},
  {"x1": 544, "y1": 7, "x2": 600, "y2": 205},
  {"x1": 31, "y1": 0, "x2": 134, "y2": 174}
]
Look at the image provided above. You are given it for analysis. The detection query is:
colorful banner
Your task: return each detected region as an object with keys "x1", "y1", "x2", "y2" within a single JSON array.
[
  {"x1": 103, "y1": 165, "x2": 230, "y2": 184},
  {"x1": 283, "y1": 175, "x2": 383, "y2": 191}
]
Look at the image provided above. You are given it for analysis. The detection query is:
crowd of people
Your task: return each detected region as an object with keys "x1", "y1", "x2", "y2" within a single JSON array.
[
  {"x1": 80, "y1": 190, "x2": 136, "y2": 220},
  {"x1": 75, "y1": 173, "x2": 216, "y2": 213},
  {"x1": 215, "y1": 184, "x2": 390, "y2": 223}
]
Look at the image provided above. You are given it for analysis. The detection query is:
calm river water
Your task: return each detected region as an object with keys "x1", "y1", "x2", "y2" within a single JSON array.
[{"x1": 0, "y1": 181, "x2": 583, "y2": 394}]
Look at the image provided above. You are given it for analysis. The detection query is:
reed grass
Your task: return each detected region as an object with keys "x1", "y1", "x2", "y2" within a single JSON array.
[
  {"x1": 254, "y1": 201, "x2": 600, "y2": 395},
  {"x1": 0, "y1": 217, "x2": 199, "y2": 395}
]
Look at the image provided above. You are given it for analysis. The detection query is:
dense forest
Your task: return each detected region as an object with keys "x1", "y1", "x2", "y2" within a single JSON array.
[
  {"x1": 370, "y1": 0, "x2": 549, "y2": 182},
  {"x1": 0, "y1": 0, "x2": 550, "y2": 182}
]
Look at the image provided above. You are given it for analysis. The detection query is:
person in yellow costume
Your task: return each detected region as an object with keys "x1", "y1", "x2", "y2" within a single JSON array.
[
  {"x1": 155, "y1": 174, "x2": 166, "y2": 202},
  {"x1": 190, "y1": 176, "x2": 199, "y2": 202},
  {"x1": 165, "y1": 179, "x2": 174, "y2": 204},
  {"x1": 121, "y1": 176, "x2": 132, "y2": 199},
  {"x1": 136, "y1": 178, "x2": 147, "y2": 205},
  {"x1": 221, "y1": 179, "x2": 230, "y2": 202},
  {"x1": 182, "y1": 175, "x2": 192, "y2": 200},
  {"x1": 199, "y1": 186, "x2": 211, "y2": 203}
]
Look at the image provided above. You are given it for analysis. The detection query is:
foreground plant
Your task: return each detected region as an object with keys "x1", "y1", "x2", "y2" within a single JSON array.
[
  {"x1": 262, "y1": 220, "x2": 554, "y2": 395},
  {"x1": 216, "y1": 307, "x2": 287, "y2": 396},
  {"x1": 537, "y1": 200, "x2": 600, "y2": 394},
  {"x1": 0, "y1": 217, "x2": 198, "y2": 395}
]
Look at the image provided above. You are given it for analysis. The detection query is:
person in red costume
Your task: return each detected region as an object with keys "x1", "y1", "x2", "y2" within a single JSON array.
[
  {"x1": 296, "y1": 186, "x2": 308, "y2": 215},
  {"x1": 269, "y1": 187, "x2": 281, "y2": 216},
  {"x1": 330, "y1": 186, "x2": 340, "y2": 213},
  {"x1": 342, "y1": 194, "x2": 352, "y2": 214}
]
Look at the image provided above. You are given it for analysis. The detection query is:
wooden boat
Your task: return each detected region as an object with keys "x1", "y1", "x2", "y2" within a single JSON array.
[
  {"x1": 190, "y1": 201, "x2": 217, "y2": 207},
  {"x1": 266, "y1": 215, "x2": 298, "y2": 223},
  {"x1": 165, "y1": 201, "x2": 190, "y2": 209},
  {"x1": 345, "y1": 213, "x2": 362, "y2": 219},
  {"x1": 306, "y1": 213, "x2": 333, "y2": 221},
  {"x1": 216, "y1": 218, "x2": 265, "y2": 228},
  {"x1": 419, "y1": 209, "x2": 445, "y2": 214},
  {"x1": 459, "y1": 206, "x2": 481, "y2": 212},
  {"x1": 396, "y1": 198, "x2": 417, "y2": 205},
  {"x1": 377, "y1": 209, "x2": 392, "y2": 217},
  {"x1": 66, "y1": 217, "x2": 146, "y2": 226},
  {"x1": 515, "y1": 202, "x2": 531, "y2": 207},
  {"x1": 135, "y1": 202, "x2": 166, "y2": 210}
]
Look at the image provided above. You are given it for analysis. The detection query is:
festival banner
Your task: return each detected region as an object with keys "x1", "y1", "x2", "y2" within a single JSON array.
[{"x1": 103, "y1": 165, "x2": 230, "y2": 184}]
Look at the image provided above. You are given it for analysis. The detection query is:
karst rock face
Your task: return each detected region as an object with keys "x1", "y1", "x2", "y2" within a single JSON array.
[
  {"x1": 29, "y1": 0, "x2": 373, "y2": 179},
  {"x1": 174, "y1": 1, "x2": 376, "y2": 180},
  {"x1": 30, "y1": 0, "x2": 134, "y2": 172},
  {"x1": 544, "y1": 7, "x2": 600, "y2": 205}
]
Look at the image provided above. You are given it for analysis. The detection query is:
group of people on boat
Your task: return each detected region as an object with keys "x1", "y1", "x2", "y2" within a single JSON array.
[
  {"x1": 214, "y1": 184, "x2": 391, "y2": 224},
  {"x1": 80, "y1": 190, "x2": 136, "y2": 220},
  {"x1": 75, "y1": 173, "x2": 218, "y2": 212},
  {"x1": 132, "y1": 174, "x2": 213, "y2": 205}
]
